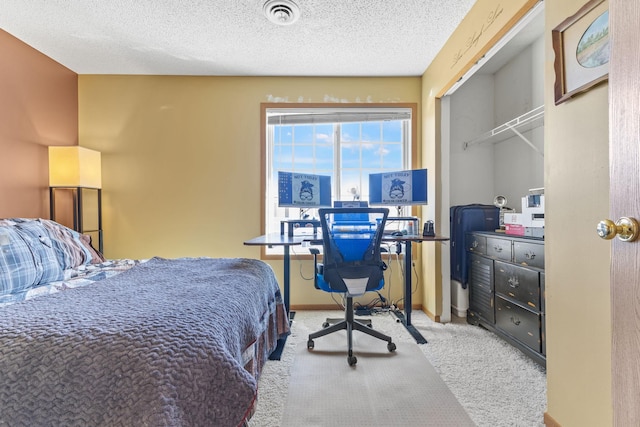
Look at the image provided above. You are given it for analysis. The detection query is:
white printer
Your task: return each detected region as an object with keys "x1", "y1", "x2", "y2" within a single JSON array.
[{"x1": 503, "y1": 188, "x2": 544, "y2": 237}]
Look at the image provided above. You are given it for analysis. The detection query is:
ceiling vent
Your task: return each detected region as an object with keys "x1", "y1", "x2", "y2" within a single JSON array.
[{"x1": 263, "y1": 0, "x2": 300, "y2": 26}]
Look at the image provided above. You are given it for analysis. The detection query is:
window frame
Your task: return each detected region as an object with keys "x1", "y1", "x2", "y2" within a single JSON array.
[{"x1": 260, "y1": 102, "x2": 419, "y2": 260}]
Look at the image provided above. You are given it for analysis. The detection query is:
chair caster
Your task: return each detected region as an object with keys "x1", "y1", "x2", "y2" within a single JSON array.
[
  {"x1": 322, "y1": 322, "x2": 330, "y2": 328},
  {"x1": 387, "y1": 342, "x2": 397, "y2": 352},
  {"x1": 348, "y1": 355, "x2": 357, "y2": 366},
  {"x1": 307, "y1": 339, "x2": 315, "y2": 350}
]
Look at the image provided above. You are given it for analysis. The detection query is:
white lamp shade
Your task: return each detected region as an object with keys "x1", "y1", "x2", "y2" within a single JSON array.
[{"x1": 49, "y1": 146, "x2": 102, "y2": 188}]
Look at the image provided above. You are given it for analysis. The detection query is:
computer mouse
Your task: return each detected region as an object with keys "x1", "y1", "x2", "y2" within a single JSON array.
[{"x1": 391, "y1": 231, "x2": 404, "y2": 236}]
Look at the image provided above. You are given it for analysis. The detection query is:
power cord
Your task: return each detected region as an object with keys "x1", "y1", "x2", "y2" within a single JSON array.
[
  {"x1": 292, "y1": 244, "x2": 320, "y2": 281},
  {"x1": 392, "y1": 247, "x2": 405, "y2": 307},
  {"x1": 391, "y1": 251, "x2": 421, "y2": 309},
  {"x1": 381, "y1": 243, "x2": 395, "y2": 304}
]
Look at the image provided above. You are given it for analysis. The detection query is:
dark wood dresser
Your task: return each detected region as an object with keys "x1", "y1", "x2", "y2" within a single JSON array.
[{"x1": 466, "y1": 231, "x2": 545, "y2": 367}]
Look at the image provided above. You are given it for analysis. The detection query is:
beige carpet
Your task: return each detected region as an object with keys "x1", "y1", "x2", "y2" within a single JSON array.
[
  {"x1": 280, "y1": 316, "x2": 475, "y2": 427},
  {"x1": 250, "y1": 310, "x2": 547, "y2": 427}
]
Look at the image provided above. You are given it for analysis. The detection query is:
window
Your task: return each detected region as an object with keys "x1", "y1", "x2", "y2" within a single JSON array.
[{"x1": 262, "y1": 104, "x2": 416, "y2": 255}]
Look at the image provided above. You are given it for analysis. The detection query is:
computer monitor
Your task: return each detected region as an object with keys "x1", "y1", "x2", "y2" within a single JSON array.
[
  {"x1": 278, "y1": 171, "x2": 332, "y2": 208},
  {"x1": 368, "y1": 168, "x2": 428, "y2": 206}
]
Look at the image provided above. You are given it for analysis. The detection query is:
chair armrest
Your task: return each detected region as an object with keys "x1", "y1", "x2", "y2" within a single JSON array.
[
  {"x1": 308, "y1": 248, "x2": 324, "y2": 272},
  {"x1": 308, "y1": 248, "x2": 322, "y2": 288}
]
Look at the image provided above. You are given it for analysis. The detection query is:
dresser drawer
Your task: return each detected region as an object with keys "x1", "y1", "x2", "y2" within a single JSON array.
[
  {"x1": 496, "y1": 296, "x2": 541, "y2": 353},
  {"x1": 540, "y1": 272, "x2": 545, "y2": 313},
  {"x1": 469, "y1": 253, "x2": 493, "y2": 293},
  {"x1": 468, "y1": 254, "x2": 494, "y2": 323},
  {"x1": 514, "y1": 241, "x2": 544, "y2": 269},
  {"x1": 466, "y1": 233, "x2": 487, "y2": 255},
  {"x1": 469, "y1": 288, "x2": 495, "y2": 324},
  {"x1": 494, "y1": 260, "x2": 540, "y2": 311},
  {"x1": 486, "y1": 237, "x2": 512, "y2": 261}
]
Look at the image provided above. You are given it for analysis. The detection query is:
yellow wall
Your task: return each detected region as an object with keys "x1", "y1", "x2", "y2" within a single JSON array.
[
  {"x1": 78, "y1": 76, "x2": 421, "y2": 307},
  {"x1": 544, "y1": 1, "x2": 611, "y2": 425},
  {"x1": 420, "y1": 0, "x2": 612, "y2": 424},
  {"x1": 420, "y1": 0, "x2": 539, "y2": 320}
]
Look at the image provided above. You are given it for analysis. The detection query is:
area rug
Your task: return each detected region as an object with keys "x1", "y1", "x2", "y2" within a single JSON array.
[{"x1": 280, "y1": 324, "x2": 474, "y2": 427}]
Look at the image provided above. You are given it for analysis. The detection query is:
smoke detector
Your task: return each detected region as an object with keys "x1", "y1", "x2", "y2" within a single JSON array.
[{"x1": 263, "y1": 0, "x2": 300, "y2": 26}]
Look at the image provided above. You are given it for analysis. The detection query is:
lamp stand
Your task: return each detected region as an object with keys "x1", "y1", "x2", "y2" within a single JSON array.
[{"x1": 50, "y1": 186, "x2": 103, "y2": 253}]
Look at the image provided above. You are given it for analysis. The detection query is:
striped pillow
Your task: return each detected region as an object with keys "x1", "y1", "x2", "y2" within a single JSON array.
[
  {"x1": 13, "y1": 221, "x2": 64, "y2": 285},
  {"x1": 0, "y1": 226, "x2": 40, "y2": 296},
  {"x1": 38, "y1": 219, "x2": 90, "y2": 268}
]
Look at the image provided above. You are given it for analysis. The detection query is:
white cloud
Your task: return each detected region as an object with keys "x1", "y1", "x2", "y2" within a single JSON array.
[{"x1": 376, "y1": 147, "x2": 390, "y2": 156}]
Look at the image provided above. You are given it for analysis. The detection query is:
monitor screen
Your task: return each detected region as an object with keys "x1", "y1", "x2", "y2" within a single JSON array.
[
  {"x1": 278, "y1": 171, "x2": 332, "y2": 208},
  {"x1": 368, "y1": 168, "x2": 428, "y2": 206}
]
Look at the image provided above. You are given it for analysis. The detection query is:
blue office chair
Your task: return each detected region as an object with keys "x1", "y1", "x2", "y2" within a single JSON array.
[{"x1": 307, "y1": 207, "x2": 396, "y2": 366}]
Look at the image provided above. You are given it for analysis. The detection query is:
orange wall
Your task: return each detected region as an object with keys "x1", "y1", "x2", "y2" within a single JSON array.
[{"x1": 0, "y1": 29, "x2": 78, "y2": 218}]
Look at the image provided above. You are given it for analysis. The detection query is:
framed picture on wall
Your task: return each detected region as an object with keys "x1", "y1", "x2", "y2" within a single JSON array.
[{"x1": 552, "y1": 0, "x2": 609, "y2": 105}]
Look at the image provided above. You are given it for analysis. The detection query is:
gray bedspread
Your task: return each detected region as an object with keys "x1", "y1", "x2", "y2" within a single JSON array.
[{"x1": 0, "y1": 257, "x2": 287, "y2": 427}]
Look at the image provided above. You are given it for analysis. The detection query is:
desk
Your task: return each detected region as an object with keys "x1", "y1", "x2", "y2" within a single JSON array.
[{"x1": 244, "y1": 233, "x2": 449, "y2": 344}]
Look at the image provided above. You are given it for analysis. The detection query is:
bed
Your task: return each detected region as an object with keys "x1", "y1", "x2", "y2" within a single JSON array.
[{"x1": 0, "y1": 218, "x2": 289, "y2": 426}]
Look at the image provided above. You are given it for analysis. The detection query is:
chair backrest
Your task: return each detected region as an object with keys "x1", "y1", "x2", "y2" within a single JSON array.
[{"x1": 317, "y1": 207, "x2": 389, "y2": 296}]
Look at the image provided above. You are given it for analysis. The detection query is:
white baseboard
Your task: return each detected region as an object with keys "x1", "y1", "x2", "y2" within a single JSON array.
[{"x1": 451, "y1": 305, "x2": 468, "y2": 318}]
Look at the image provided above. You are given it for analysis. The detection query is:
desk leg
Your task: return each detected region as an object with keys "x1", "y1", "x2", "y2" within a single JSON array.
[
  {"x1": 283, "y1": 245, "x2": 291, "y2": 318},
  {"x1": 404, "y1": 241, "x2": 412, "y2": 325},
  {"x1": 268, "y1": 244, "x2": 293, "y2": 361},
  {"x1": 396, "y1": 240, "x2": 428, "y2": 344}
]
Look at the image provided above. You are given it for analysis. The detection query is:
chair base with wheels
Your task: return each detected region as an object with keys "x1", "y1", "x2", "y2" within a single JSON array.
[
  {"x1": 306, "y1": 207, "x2": 396, "y2": 366},
  {"x1": 307, "y1": 296, "x2": 396, "y2": 366}
]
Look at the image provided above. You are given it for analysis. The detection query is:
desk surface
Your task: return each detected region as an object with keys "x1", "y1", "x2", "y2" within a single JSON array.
[
  {"x1": 244, "y1": 233, "x2": 449, "y2": 248},
  {"x1": 244, "y1": 232, "x2": 448, "y2": 246},
  {"x1": 382, "y1": 234, "x2": 449, "y2": 243},
  {"x1": 244, "y1": 233, "x2": 307, "y2": 246}
]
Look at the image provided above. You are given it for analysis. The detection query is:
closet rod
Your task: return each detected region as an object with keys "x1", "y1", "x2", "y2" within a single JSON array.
[{"x1": 463, "y1": 105, "x2": 544, "y2": 151}]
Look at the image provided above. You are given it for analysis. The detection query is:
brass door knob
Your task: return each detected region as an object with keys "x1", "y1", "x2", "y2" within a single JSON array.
[{"x1": 597, "y1": 217, "x2": 640, "y2": 242}]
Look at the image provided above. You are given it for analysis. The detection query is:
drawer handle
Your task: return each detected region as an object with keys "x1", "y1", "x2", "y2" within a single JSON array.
[
  {"x1": 510, "y1": 316, "x2": 521, "y2": 326},
  {"x1": 472, "y1": 240, "x2": 478, "y2": 248},
  {"x1": 525, "y1": 251, "x2": 536, "y2": 260},
  {"x1": 494, "y1": 245, "x2": 502, "y2": 252},
  {"x1": 508, "y1": 277, "x2": 519, "y2": 288}
]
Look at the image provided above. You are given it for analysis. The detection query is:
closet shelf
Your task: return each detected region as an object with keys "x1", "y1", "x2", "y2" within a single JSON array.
[{"x1": 463, "y1": 105, "x2": 544, "y2": 151}]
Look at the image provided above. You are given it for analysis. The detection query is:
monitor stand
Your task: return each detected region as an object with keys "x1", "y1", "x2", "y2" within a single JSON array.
[{"x1": 280, "y1": 219, "x2": 321, "y2": 236}]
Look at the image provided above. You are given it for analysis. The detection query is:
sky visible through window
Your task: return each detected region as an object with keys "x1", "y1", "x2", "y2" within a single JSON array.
[{"x1": 273, "y1": 121, "x2": 404, "y2": 201}]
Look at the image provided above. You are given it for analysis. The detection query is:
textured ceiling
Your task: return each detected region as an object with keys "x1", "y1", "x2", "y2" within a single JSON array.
[{"x1": 0, "y1": 0, "x2": 477, "y2": 76}]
